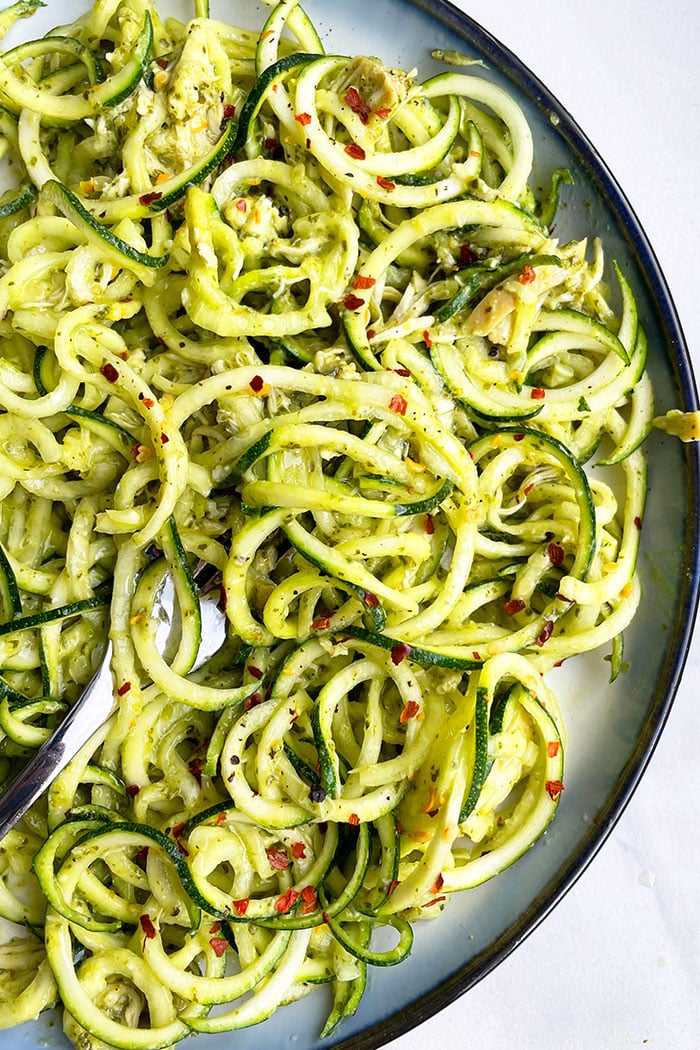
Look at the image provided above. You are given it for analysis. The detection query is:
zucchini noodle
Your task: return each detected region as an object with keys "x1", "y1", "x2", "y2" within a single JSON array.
[{"x1": 0, "y1": 0, "x2": 692, "y2": 1045}]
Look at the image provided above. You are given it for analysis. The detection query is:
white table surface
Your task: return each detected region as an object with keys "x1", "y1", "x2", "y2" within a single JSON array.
[{"x1": 389, "y1": 2, "x2": 700, "y2": 1048}]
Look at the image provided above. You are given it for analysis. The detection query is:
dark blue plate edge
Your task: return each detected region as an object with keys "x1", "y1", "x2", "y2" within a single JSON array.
[{"x1": 327, "y1": 1, "x2": 700, "y2": 1047}]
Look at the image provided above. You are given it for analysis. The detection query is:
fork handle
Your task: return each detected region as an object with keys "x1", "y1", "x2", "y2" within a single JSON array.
[{"x1": 0, "y1": 657, "x2": 115, "y2": 841}]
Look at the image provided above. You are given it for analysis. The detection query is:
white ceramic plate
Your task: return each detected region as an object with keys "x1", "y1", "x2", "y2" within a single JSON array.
[{"x1": 1, "y1": 2, "x2": 698, "y2": 1049}]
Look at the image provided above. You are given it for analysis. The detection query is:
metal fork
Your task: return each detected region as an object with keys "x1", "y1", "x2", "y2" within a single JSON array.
[{"x1": 0, "y1": 565, "x2": 227, "y2": 841}]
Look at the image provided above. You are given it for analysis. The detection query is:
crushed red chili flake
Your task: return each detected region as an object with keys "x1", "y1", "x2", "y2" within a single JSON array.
[
  {"x1": 363, "y1": 591, "x2": 379, "y2": 608},
  {"x1": 547, "y1": 741, "x2": 560, "y2": 758},
  {"x1": 348, "y1": 813, "x2": 360, "y2": 826},
  {"x1": 345, "y1": 142, "x2": 366, "y2": 160},
  {"x1": 504, "y1": 598, "x2": 526, "y2": 615},
  {"x1": 376, "y1": 175, "x2": 396, "y2": 191},
  {"x1": 189, "y1": 756, "x2": 204, "y2": 785},
  {"x1": 117, "y1": 681, "x2": 131, "y2": 696},
  {"x1": 300, "y1": 886, "x2": 317, "y2": 914},
  {"x1": 142, "y1": 397, "x2": 155, "y2": 409},
  {"x1": 247, "y1": 665, "x2": 263, "y2": 680},
  {"x1": 472, "y1": 651, "x2": 480, "y2": 661},
  {"x1": 138, "y1": 191, "x2": 162, "y2": 206},
  {"x1": 344, "y1": 87, "x2": 370, "y2": 124},
  {"x1": 140, "y1": 914, "x2": 156, "y2": 939},
  {"x1": 311, "y1": 614, "x2": 331, "y2": 630},
  {"x1": 222, "y1": 103, "x2": 236, "y2": 121},
  {"x1": 291, "y1": 841, "x2": 306, "y2": 860},
  {"x1": 399, "y1": 699, "x2": 420, "y2": 723},
  {"x1": 422, "y1": 895, "x2": 446, "y2": 908},
  {"x1": 232, "y1": 898, "x2": 250, "y2": 916},
  {"x1": 100, "y1": 362, "x2": 119, "y2": 383},
  {"x1": 548, "y1": 542, "x2": 565, "y2": 567},
  {"x1": 264, "y1": 136, "x2": 278, "y2": 150},
  {"x1": 425, "y1": 515, "x2": 435, "y2": 535},
  {"x1": 536, "y1": 620, "x2": 554, "y2": 647},
  {"x1": 215, "y1": 811, "x2": 228, "y2": 826},
  {"x1": 235, "y1": 199, "x2": 247, "y2": 212},
  {"x1": 391, "y1": 368, "x2": 411, "y2": 377},
  {"x1": 388, "y1": 879, "x2": 399, "y2": 897},
  {"x1": 125, "y1": 784, "x2": 140, "y2": 797},
  {"x1": 367, "y1": 328, "x2": 376, "y2": 339},
  {"x1": 243, "y1": 691, "x2": 263, "y2": 712},
  {"x1": 274, "y1": 888, "x2": 300, "y2": 914},
  {"x1": 423, "y1": 329, "x2": 433, "y2": 348},
  {"x1": 249, "y1": 375, "x2": 264, "y2": 392},
  {"x1": 391, "y1": 642, "x2": 412, "y2": 665},
  {"x1": 634, "y1": 516, "x2": 642, "y2": 530},
  {"x1": 353, "y1": 274, "x2": 376, "y2": 290},
  {"x1": 389, "y1": 394, "x2": 407, "y2": 415},
  {"x1": 155, "y1": 57, "x2": 169, "y2": 69},
  {"x1": 160, "y1": 432, "x2": 169, "y2": 444},
  {"x1": 343, "y1": 293, "x2": 365, "y2": 311},
  {"x1": 431, "y1": 874, "x2": 445, "y2": 893},
  {"x1": 209, "y1": 937, "x2": 228, "y2": 957},
  {"x1": 459, "y1": 244, "x2": 474, "y2": 266},
  {"x1": 294, "y1": 112, "x2": 312, "y2": 126},
  {"x1": 545, "y1": 779, "x2": 565, "y2": 799},
  {"x1": 530, "y1": 387, "x2": 546, "y2": 400},
  {"x1": 136, "y1": 846, "x2": 149, "y2": 864},
  {"x1": 266, "y1": 846, "x2": 290, "y2": 871},
  {"x1": 514, "y1": 433, "x2": 524, "y2": 442},
  {"x1": 518, "y1": 264, "x2": 536, "y2": 284},
  {"x1": 374, "y1": 106, "x2": 392, "y2": 119},
  {"x1": 171, "y1": 822, "x2": 186, "y2": 840}
]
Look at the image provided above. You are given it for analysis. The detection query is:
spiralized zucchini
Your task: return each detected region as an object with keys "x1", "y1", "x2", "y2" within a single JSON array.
[{"x1": 0, "y1": 0, "x2": 690, "y2": 1045}]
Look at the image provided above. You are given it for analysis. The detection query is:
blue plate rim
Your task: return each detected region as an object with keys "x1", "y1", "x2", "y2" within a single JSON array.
[{"x1": 325, "y1": 0, "x2": 700, "y2": 1046}]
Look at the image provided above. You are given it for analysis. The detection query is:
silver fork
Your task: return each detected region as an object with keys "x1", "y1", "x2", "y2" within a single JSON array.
[{"x1": 0, "y1": 565, "x2": 227, "y2": 841}]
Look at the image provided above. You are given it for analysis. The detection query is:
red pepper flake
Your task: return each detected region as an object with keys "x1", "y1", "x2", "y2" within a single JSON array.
[
  {"x1": 117, "y1": 681, "x2": 131, "y2": 696},
  {"x1": 431, "y1": 874, "x2": 445, "y2": 893},
  {"x1": 536, "y1": 620, "x2": 554, "y2": 647},
  {"x1": 353, "y1": 274, "x2": 376, "y2": 290},
  {"x1": 345, "y1": 142, "x2": 366, "y2": 160},
  {"x1": 311, "y1": 614, "x2": 331, "y2": 630},
  {"x1": 160, "y1": 432, "x2": 169, "y2": 444},
  {"x1": 423, "y1": 329, "x2": 433, "y2": 348},
  {"x1": 260, "y1": 28, "x2": 275, "y2": 40},
  {"x1": 530, "y1": 387, "x2": 546, "y2": 400},
  {"x1": 472, "y1": 651, "x2": 480, "y2": 661},
  {"x1": 100, "y1": 362, "x2": 119, "y2": 383},
  {"x1": 249, "y1": 374, "x2": 264, "y2": 392},
  {"x1": 142, "y1": 397, "x2": 155, "y2": 409},
  {"x1": 138, "y1": 191, "x2": 162, "y2": 206},
  {"x1": 274, "y1": 888, "x2": 300, "y2": 914},
  {"x1": 125, "y1": 783, "x2": 140, "y2": 797},
  {"x1": 300, "y1": 886, "x2": 317, "y2": 914},
  {"x1": 348, "y1": 813, "x2": 360, "y2": 826},
  {"x1": 266, "y1": 846, "x2": 290, "y2": 871},
  {"x1": 215, "y1": 811, "x2": 228, "y2": 826},
  {"x1": 388, "y1": 879, "x2": 399, "y2": 898},
  {"x1": 294, "y1": 112, "x2": 312, "y2": 126},
  {"x1": 243, "y1": 691, "x2": 263, "y2": 712},
  {"x1": 514, "y1": 433, "x2": 525, "y2": 442},
  {"x1": 232, "y1": 898, "x2": 250, "y2": 916},
  {"x1": 247, "y1": 665, "x2": 263, "y2": 680},
  {"x1": 504, "y1": 598, "x2": 526, "y2": 615},
  {"x1": 374, "y1": 106, "x2": 392, "y2": 119},
  {"x1": 156, "y1": 57, "x2": 169, "y2": 69},
  {"x1": 425, "y1": 515, "x2": 435, "y2": 535},
  {"x1": 391, "y1": 368, "x2": 411, "y2": 377},
  {"x1": 344, "y1": 87, "x2": 370, "y2": 124},
  {"x1": 547, "y1": 741, "x2": 560, "y2": 758},
  {"x1": 396, "y1": 820, "x2": 404, "y2": 835},
  {"x1": 634, "y1": 516, "x2": 642, "y2": 530},
  {"x1": 235, "y1": 199, "x2": 247, "y2": 212},
  {"x1": 422, "y1": 895, "x2": 446, "y2": 908},
  {"x1": 400, "y1": 699, "x2": 420, "y2": 722},
  {"x1": 459, "y1": 244, "x2": 474, "y2": 266},
  {"x1": 391, "y1": 642, "x2": 412, "y2": 666},
  {"x1": 548, "y1": 542, "x2": 565, "y2": 567},
  {"x1": 222, "y1": 103, "x2": 236, "y2": 121},
  {"x1": 343, "y1": 293, "x2": 365, "y2": 311},
  {"x1": 545, "y1": 779, "x2": 565, "y2": 800},
  {"x1": 363, "y1": 591, "x2": 379, "y2": 608},
  {"x1": 136, "y1": 846, "x2": 149, "y2": 864},
  {"x1": 140, "y1": 914, "x2": 156, "y2": 939},
  {"x1": 389, "y1": 394, "x2": 407, "y2": 415},
  {"x1": 291, "y1": 841, "x2": 306, "y2": 860},
  {"x1": 189, "y1": 756, "x2": 204, "y2": 785},
  {"x1": 263, "y1": 136, "x2": 278, "y2": 150},
  {"x1": 518, "y1": 264, "x2": 536, "y2": 284},
  {"x1": 377, "y1": 175, "x2": 396, "y2": 191},
  {"x1": 209, "y1": 937, "x2": 228, "y2": 957}
]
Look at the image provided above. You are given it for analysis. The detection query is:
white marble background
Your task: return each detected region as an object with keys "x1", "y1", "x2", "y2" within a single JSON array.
[{"x1": 390, "y1": 2, "x2": 700, "y2": 1048}]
